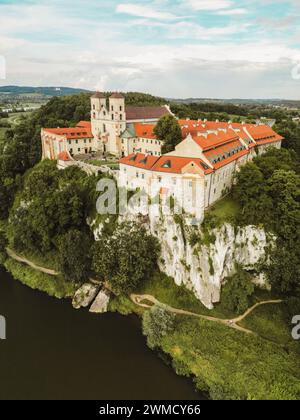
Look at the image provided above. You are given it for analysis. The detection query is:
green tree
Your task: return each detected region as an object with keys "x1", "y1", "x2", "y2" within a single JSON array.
[
  {"x1": 233, "y1": 163, "x2": 272, "y2": 225},
  {"x1": 154, "y1": 115, "x2": 182, "y2": 153},
  {"x1": 0, "y1": 230, "x2": 8, "y2": 264},
  {"x1": 222, "y1": 268, "x2": 254, "y2": 314},
  {"x1": 92, "y1": 222, "x2": 160, "y2": 294},
  {"x1": 142, "y1": 304, "x2": 175, "y2": 349},
  {"x1": 56, "y1": 229, "x2": 93, "y2": 283}
]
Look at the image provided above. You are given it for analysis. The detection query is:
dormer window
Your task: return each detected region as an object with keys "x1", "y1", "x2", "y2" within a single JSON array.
[
  {"x1": 162, "y1": 160, "x2": 171, "y2": 168},
  {"x1": 129, "y1": 155, "x2": 137, "y2": 162}
]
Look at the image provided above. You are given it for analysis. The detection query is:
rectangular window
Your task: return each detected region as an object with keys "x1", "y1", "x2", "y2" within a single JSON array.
[
  {"x1": 78, "y1": 148, "x2": 81, "y2": 152},
  {"x1": 112, "y1": 114, "x2": 114, "y2": 120},
  {"x1": 120, "y1": 114, "x2": 123, "y2": 121},
  {"x1": 136, "y1": 172, "x2": 139, "y2": 178},
  {"x1": 76, "y1": 140, "x2": 78, "y2": 144},
  {"x1": 142, "y1": 174, "x2": 145, "y2": 179},
  {"x1": 120, "y1": 106, "x2": 122, "y2": 111}
]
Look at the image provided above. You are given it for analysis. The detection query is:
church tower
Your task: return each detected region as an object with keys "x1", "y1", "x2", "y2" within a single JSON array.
[{"x1": 90, "y1": 92, "x2": 126, "y2": 156}]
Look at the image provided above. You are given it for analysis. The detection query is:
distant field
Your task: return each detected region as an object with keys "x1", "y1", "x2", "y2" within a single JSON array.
[{"x1": 0, "y1": 111, "x2": 32, "y2": 141}]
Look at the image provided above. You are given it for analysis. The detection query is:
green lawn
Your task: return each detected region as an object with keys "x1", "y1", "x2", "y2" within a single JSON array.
[
  {"x1": 89, "y1": 159, "x2": 119, "y2": 169},
  {"x1": 205, "y1": 195, "x2": 240, "y2": 225}
]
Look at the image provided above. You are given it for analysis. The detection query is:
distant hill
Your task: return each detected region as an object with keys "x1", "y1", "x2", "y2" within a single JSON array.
[
  {"x1": 0, "y1": 86, "x2": 91, "y2": 97},
  {"x1": 168, "y1": 97, "x2": 300, "y2": 108}
]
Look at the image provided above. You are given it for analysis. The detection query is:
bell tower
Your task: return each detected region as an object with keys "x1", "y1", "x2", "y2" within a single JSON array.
[
  {"x1": 90, "y1": 91, "x2": 127, "y2": 156},
  {"x1": 91, "y1": 92, "x2": 107, "y2": 139}
]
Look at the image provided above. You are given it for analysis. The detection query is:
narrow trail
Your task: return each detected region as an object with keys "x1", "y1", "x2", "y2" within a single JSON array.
[
  {"x1": 6, "y1": 247, "x2": 283, "y2": 336},
  {"x1": 130, "y1": 294, "x2": 283, "y2": 335},
  {"x1": 6, "y1": 248, "x2": 59, "y2": 276}
]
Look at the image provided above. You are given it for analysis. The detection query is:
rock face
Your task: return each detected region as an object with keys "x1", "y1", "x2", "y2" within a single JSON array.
[
  {"x1": 72, "y1": 283, "x2": 100, "y2": 309},
  {"x1": 147, "y1": 215, "x2": 274, "y2": 309},
  {"x1": 93, "y1": 210, "x2": 274, "y2": 310},
  {"x1": 89, "y1": 289, "x2": 110, "y2": 314}
]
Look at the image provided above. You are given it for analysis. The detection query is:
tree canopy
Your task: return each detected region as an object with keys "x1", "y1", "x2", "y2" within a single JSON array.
[
  {"x1": 233, "y1": 148, "x2": 300, "y2": 296},
  {"x1": 154, "y1": 115, "x2": 182, "y2": 153},
  {"x1": 92, "y1": 222, "x2": 160, "y2": 294},
  {"x1": 142, "y1": 304, "x2": 175, "y2": 349}
]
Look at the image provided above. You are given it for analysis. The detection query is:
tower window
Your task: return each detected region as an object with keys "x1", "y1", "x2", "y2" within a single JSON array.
[
  {"x1": 120, "y1": 106, "x2": 122, "y2": 111},
  {"x1": 111, "y1": 106, "x2": 114, "y2": 111},
  {"x1": 120, "y1": 114, "x2": 123, "y2": 121},
  {"x1": 112, "y1": 114, "x2": 114, "y2": 120},
  {"x1": 103, "y1": 124, "x2": 106, "y2": 132},
  {"x1": 93, "y1": 105, "x2": 95, "y2": 110}
]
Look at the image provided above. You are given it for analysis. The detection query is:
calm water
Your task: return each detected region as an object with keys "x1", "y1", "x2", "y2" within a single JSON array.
[{"x1": 0, "y1": 267, "x2": 202, "y2": 400}]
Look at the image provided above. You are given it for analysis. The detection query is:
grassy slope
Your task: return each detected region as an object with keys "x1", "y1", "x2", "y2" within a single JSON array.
[
  {"x1": 111, "y1": 271, "x2": 300, "y2": 400},
  {"x1": 205, "y1": 194, "x2": 240, "y2": 225},
  {"x1": 4, "y1": 258, "x2": 77, "y2": 299},
  {"x1": 161, "y1": 315, "x2": 300, "y2": 400}
]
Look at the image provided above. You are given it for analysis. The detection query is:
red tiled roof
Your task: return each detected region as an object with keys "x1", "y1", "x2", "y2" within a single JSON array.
[
  {"x1": 134, "y1": 123, "x2": 157, "y2": 139},
  {"x1": 76, "y1": 121, "x2": 91, "y2": 129},
  {"x1": 204, "y1": 140, "x2": 248, "y2": 169},
  {"x1": 126, "y1": 106, "x2": 171, "y2": 121},
  {"x1": 246, "y1": 125, "x2": 283, "y2": 144},
  {"x1": 44, "y1": 127, "x2": 93, "y2": 139},
  {"x1": 192, "y1": 129, "x2": 240, "y2": 151},
  {"x1": 57, "y1": 151, "x2": 72, "y2": 161},
  {"x1": 91, "y1": 92, "x2": 106, "y2": 99},
  {"x1": 151, "y1": 156, "x2": 212, "y2": 174},
  {"x1": 119, "y1": 153, "x2": 212, "y2": 174},
  {"x1": 110, "y1": 92, "x2": 124, "y2": 99},
  {"x1": 214, "y1": 149, "x2": 249, "y2": 169},
  {"x1": 119, "y1": 153, "x2": 159, "y2": 170}
]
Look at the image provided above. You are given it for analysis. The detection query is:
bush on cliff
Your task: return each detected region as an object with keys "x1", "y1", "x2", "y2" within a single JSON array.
[{"x1": 92, "y1": 222, "x2": 160, "y2": 294}]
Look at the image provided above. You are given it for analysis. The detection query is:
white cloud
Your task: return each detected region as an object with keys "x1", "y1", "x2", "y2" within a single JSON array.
[
  {"x1": 217, "y1": 8, "x2": 248, "y2": 15},
  {"x1": 116, "y1": 3, "x2": 177, "y2": 20},
  {"x1": 166, "y1": 21, "x2": 249, "y2": 40},
  {"x1": 185, "y1": 0, "x2": 233, "y2": 11}
]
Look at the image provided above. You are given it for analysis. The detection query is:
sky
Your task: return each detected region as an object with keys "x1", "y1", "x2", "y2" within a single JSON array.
[{"x1": 0, "y1": 0, "x2": 300, "y2": 99}]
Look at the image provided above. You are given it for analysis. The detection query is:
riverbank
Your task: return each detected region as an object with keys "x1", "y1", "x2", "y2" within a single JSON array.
[
  {"x1": 2, "y1": 249, "x2": 300, "y2": 400},
  {"x1": 0, "y1": 267, "x2": 201, "y2": 400}
]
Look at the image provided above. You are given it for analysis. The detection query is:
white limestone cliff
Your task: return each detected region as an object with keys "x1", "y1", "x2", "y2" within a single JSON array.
[
  {"x1": 148, "y1": 214, "x2": 274, "y2": 309},
  {"x1": 92, "y1": 211, "x2": 274, "y2": 310}
]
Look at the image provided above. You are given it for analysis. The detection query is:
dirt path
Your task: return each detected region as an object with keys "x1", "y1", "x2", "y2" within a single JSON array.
[
  {"x1": 131, "y1": 294, "x2": 283, "y2": 335},
  {"x1": 6, "y1": 247, "x2": 283, "y2": 336},
  {"x1": 6, "y1": 248, "x2": 59, "y2": 276}
]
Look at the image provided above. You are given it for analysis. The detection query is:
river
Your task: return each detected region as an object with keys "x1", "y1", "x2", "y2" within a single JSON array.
[{"x1": 0, "y1": 267, "x2": 203, "y2": 400}]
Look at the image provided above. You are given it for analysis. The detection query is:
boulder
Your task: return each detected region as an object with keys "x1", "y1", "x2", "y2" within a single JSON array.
[
  {"x1": 89, "y1": 289, "x2": 110, "y2": 314},
  {"x1": 72, "y1": 283, "x2": 100, "y2": 309}
]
